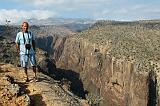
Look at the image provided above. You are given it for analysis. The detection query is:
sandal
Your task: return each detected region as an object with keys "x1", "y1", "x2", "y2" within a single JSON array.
[{"x1": 30, "y1": 77, "x2": 38, "y2": 82}]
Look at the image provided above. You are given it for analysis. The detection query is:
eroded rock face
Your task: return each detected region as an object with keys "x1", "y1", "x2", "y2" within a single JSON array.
[{"x1": 56, "y1": 37, "x2": 152, "y2": 106}]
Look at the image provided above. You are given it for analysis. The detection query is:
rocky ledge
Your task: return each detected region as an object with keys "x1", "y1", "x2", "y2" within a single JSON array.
[{"x1": 0, "y1": 64, "x2": 89, "y2": 106}]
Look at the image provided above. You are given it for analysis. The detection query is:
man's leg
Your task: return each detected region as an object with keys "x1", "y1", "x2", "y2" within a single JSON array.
[
  {"x1": 24, "y1": 67, "x2": 29, "y2": 82},
  {"x1": 30, "y1": 54, "x2": 37, "y2": 80},
  {"x1": 32, "y1": 66, "x2": 37, "y2": 79},
  {"x1": 20, "y1": 54, "x2": 29, "y2": 82}
]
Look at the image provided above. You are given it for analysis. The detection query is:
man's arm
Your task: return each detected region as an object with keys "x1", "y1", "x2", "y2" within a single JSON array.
[
  {"x1": 16, "y1": 43, "x2": 20, "y2": 53},
  {"x1": 15, "y1": 33, "x2": 20, "y2": 53},
  {"x1": 31, "y1": 32, "x2": 36, "y2": 51},
  {"x1": 32, "y1": 40, "x2": 36, "y2": 51}
]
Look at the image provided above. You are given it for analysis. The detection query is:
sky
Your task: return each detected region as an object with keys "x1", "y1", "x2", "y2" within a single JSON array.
[{"x1": 0, "y1": 0, "x2": 160, "y2": 24}]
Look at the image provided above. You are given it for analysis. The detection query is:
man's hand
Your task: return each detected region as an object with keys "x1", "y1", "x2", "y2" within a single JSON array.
[
  {"x1": 16, "y1": 43, "x2": 20, "y2": 54},
  {"x1": 17, "y1": 49, "x2": 20, "y2": 54}
]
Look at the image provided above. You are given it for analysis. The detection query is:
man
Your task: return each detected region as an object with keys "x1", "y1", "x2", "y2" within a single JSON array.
[{"x1": 15, "y1": 21, "x2": 37, "y2": 82}]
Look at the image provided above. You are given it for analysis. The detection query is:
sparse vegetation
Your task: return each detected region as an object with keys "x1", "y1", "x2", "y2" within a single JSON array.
[
  {"x1": 74, "y1": 20, "x2": 160, "y2": 73},
  {"x1": 86, "y1": 93, "x2": 103, "y2": 106}
]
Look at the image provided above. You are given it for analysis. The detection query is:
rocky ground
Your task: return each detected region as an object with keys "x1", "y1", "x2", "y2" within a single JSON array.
[{"x1": 0, "y1": 64, "x2": 89, "y2": 106}]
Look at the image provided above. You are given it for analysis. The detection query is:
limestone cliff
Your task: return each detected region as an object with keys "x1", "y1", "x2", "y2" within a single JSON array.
[{"x1": 56, "y1": 21, "x2": 160, "y2": 106}]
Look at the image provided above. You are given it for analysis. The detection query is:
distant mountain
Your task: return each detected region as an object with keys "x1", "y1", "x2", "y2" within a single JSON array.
[
  {"x1": 27, "y1": 18, "x2": 96, "y2": 32},
  {"x1": 27, "y1": 18, "x2": 95, "y2": 25},
  {"x1": 10, "y1": 18, "x2": 95, "y2": 32}
]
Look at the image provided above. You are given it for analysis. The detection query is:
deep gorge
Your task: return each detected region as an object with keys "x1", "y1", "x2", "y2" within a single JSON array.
[{"x1": 37, "y1": 21, "x2": 160, "y2": 106}]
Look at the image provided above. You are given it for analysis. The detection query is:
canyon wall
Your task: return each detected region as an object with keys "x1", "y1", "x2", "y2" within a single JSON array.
[
  {"x1": 55, "y1": 22, "x2": 160, "y2": 106},
  {"x1": 56, "y1": 38, "x2": 150, "y2": 106}
]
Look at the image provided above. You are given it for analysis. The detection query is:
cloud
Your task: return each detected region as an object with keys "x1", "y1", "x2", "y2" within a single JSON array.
[
  {"x1": 33, "y1": 0, "x2": 111, "y2": 6},
  {"x1": 32, "y1": 0, "x2": 64, "y2": 6},
  {"x1": 93, "y1": 4, "x2": 160, "y2": 21},
  {"x1": 6, "y1": 0, "x2": 112, "y2": 10},
  {"x1": 0, "y1": 9, "x2": 57, "y2": 24},
  {"x1": 1, "y1": 0, "x2": 160, "y2": 21}
]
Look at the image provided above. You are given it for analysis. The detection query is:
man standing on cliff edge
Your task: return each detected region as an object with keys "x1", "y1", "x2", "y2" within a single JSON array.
[{"x1": 15, "y1": 21, "x2": 37, "y2": 82}]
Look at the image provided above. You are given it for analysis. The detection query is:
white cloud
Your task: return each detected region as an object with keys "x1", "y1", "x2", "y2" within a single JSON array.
[
  {"x1": 33, "y1": 0, "x2": 111, "y2": 6},
  {"x1": 7, "y1": 0, "x2": 112, "y2": 10},
  {"x1": 93, "y1": 4, "x2": 160, "y2": 21},
  {"x1": 0, "y1": 9, "x2": 57, "y2": 24},
  {"x1": 33, "y1": 0, "x2": 64, "y2": 6}
]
